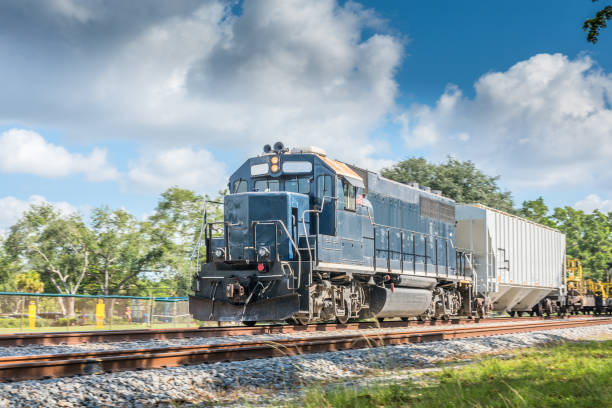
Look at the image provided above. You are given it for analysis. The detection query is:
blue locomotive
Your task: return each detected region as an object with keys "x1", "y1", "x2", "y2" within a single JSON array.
[{"x1": 189, "y1": 143, "x2": 475, "y2": 325}]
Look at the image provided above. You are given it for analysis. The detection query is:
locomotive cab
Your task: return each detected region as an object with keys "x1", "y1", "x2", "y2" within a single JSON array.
[{"x1": 190, "y1": 144, "x2": 337, "y2": 322}]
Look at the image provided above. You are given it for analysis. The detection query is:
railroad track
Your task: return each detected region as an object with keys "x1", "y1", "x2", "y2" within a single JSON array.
[
  {"x1": 0, "y1": 315, "x2": 598, "y2": 347},
  {"x1": 0, "y1": 317, "x2": 609, "y2": 382}
]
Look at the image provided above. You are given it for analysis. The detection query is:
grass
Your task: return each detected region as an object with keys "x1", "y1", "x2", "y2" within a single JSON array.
[{"x1": 295, "y1": 340, "x2": 612, "y2": 408}]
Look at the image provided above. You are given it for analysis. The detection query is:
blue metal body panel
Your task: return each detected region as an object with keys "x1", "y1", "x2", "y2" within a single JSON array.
[
  {"x1": 212, "y1": 192, "x2": 310, "y2": 261},
  {"x1": 223, "y1": 153, "x2": 458, "y2": 276}
]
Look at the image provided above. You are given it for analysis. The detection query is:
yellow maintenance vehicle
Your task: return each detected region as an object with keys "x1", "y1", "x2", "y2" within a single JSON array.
[{"x1": 566, "y1": 258, "x2": 612, "y2": 315}]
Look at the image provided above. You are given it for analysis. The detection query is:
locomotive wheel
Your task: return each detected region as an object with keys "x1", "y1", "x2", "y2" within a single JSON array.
[
  {"x1": 293, "y1": 316, "x2": 312, "y2": 325},
  {"x1": 401, "y1": 317, "x2": 410, "y2": 322},
  {"x1": 336, "y1": 315, "x2": 349, "y2": 324},
  {"x1": 336, "y1": 302, "x2": 350, "y2": 325},
  {"x1": 242, "y1": 321, "x2": 257, "y2": 327}
]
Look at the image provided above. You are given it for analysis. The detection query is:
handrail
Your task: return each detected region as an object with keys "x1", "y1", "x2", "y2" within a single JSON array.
[
  {"x1": 190, "y1": 199, "x2": 223, "y2": 278},
  {"x1": 205, "y1": 221, "x2": 241, "y2": 261},
  {"x1": 364, "y1": 204, "x2": 455, "y2": 245},
  {"x1": 302, "y1": 195, "x2": 336, "y2": 271},
  {"x1": 252, "y1": 219, "x2": 302, "y2": 289},
  {"x1": 204, "y1": 218, "x2": 302, "y2": 289},
  {"x1": 363, "y1": 204, "x2": 455, "y2": 274}
]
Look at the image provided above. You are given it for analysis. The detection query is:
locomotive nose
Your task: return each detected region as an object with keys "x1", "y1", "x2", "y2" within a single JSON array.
[{"x1": 221, "y1": 192, "x2": 309, "y2": 262}]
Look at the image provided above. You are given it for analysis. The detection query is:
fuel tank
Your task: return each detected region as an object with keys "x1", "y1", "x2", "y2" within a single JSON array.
[{"x1": 368, "y1": 285, "x2": 432, "y2": 318}]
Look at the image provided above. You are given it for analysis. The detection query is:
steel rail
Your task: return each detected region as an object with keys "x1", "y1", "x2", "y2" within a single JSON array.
[
  {"x1": 0, "y1": 315, "x2": 602, "y2": 347},
  {"x1": 0, "y1": 317, "x2": 609, "y2": 382}
]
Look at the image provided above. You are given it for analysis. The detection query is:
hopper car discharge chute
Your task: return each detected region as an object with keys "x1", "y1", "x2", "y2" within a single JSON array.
[{"x1": 189, "y1": 144, "x2": 567, "y2": 324}]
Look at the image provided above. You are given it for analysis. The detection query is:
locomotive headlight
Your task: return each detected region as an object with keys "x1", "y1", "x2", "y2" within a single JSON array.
[
  {"x1": 214, "y1": 248, "x2": 226, "y2": 259},
  {"x1": 270, "y1": 164, "x2": 280, "y2": 173},
  {"x1": 270, "y1": 156, "x2": 279, "y2": 164},
  {"x1": 258, "y1": 246, "x2": 270, "y2": 259}
]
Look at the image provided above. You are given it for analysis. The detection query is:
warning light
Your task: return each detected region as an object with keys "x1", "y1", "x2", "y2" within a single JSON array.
[
  {"x1": 270, "y1": 164, "x2": 279, "y2": 172},
  {"x1": 257, "y1": 263, "x2": 265, "y2": 272},
  {"x1": 270, "y1": 156, "x2": 279, "y2": 164}
]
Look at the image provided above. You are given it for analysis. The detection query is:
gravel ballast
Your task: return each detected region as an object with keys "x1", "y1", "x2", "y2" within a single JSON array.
[{"x1": 0, "y1": 323, "x2": 609, "y2": 407}]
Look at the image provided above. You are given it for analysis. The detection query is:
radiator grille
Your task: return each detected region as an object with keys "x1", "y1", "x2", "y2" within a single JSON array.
[{"x1": 420, "y1": 196, "x2": 455, "y2": 223}]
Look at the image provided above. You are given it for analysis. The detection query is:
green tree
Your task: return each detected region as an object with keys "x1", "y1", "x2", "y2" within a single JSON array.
[
  {"x1": 4, "y1": 204, "x2": 92, "y2": 316},
  {"x1": 381, "y1": 157, "x2": 514, "y2": 212},
  {"x1": 15, "y1": 271, "x2": 44, "y2": 293},
  {"x1": 147, "y1": 187, "x2": 224, "y2": 296},
  {"x1": 518, "y1": 197, "x2": 557, "y2": 228},
  {"x1": 584, "y1": 0, "x2": 612, "y2": 43},
  {"x1": 0, "y1": 237, "x2": 24, "y2": 291},
  {"x1": 552, "y1": 207, "x2": 612, "y2": 281},
  {"x1": 88, "y1": 207, "x2": 161, "y2": 295}
]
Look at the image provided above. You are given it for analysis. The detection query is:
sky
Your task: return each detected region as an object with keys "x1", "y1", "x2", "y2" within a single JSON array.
[{"x1": 0, "y1": 0, "x2": 611, "y2": 230}]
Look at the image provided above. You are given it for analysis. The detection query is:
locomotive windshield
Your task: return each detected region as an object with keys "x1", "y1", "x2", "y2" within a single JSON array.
[
  {"x1": 253, "y1": 178, "x2": 280, "y2": 192},
  {"x1": 285, "y1": 177, "x2": 311, "y2": 194},
  {"x1": 250, "y1": 176, "x2": 311, "y2": 193}
]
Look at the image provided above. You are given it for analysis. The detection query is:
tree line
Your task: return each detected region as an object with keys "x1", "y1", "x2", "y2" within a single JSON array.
[{"x1": 0, "y1": 188, "x2": 223, "y2": 302}]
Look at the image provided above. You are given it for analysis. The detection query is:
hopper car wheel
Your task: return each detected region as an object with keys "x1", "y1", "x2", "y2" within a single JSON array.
[
  {"x1": 517, "y1": 311, "x2": 524, "y2": 317},
  {"x1": 401, "y1": 317, "x2": 410, "y2": 322},
  {"x1": 508, "y1": 311, "x2": 516, "y2": 317},
  {"x1": 418, "y1": 308, "x2": 433, "y2": 322},
  {"x1": 243, "y1": 321, "x2": 256, "y2": 327},
  {"x1": 377, "y1": 317, "x2": 385, "y2": 323}
]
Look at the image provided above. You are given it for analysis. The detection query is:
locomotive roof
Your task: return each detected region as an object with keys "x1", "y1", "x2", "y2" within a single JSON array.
[
  {"x1": 309, "y1": 152, "x2": 455, "y2": 204},
  {"x1": 234, "y1": 147, "x2": 453, "y2": 203},
  {"x1": 317, "y1": 155, "x2": 364, "y2": 188}
]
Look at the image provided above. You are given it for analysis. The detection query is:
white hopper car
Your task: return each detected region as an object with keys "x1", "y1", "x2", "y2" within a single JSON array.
[{"x1": 456, "y1": 204, "x2": 566, "y2": 315}]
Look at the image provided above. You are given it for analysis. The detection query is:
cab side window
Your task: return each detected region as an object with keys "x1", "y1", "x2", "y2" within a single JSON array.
[
  {"x1": 343, "y1": 180, "x2": 356, "y2": 211},
  {"x1": 317, "y1": 175, "x2": 332, "y2": 199},
  {"x1": 233, "y1": 179, "x2": 248, "y2": 193}
]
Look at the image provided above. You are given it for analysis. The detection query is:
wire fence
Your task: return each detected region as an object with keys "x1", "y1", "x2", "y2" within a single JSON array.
[{"x1": 0, "y1": 292, "x2": 196, "y2": 332}]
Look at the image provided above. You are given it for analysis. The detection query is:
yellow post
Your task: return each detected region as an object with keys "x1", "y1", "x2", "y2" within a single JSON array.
[
  {"x1": 28, "y1": 301, "x2": 36, "y2": 330},
  {"x1": 95, "y1": 299, "x2": 105, "y2": 329}
]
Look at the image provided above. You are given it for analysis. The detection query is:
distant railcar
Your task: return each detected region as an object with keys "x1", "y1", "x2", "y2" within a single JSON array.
[
  {"x1": 189, "y1": 144, "x2": 567, "y2": 324},
  {"x1": 565, "y1": 259, "x2": 612, "y2": 315}
]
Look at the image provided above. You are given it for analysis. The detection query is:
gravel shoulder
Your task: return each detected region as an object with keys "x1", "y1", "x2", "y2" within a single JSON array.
[{"x1": 0, "y1": 323, "x2": 609, "y2": 408}]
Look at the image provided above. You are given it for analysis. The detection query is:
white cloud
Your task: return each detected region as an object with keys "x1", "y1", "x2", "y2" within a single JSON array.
[
  {"x1": 49, "y1": 0, "x2": 95, "y2": 22},
  {"x1": 0, "y1": 0, "x2": 403, "y2": 168},
  {"x1": 0, "y1": 195, "x2": 78, "y2": 233},
  {"x1": 402, "y1": 53, "x2": 612, "y2": 190},
  {"x1": 0, "y1": 129, "x2": 119, "y2": 181},
  {"x1": 126, "y1": 147, "x2": 228, "y2": 193},
  {"x1": 574, "y1": 194, "x2": 612, "y2": 213}
]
